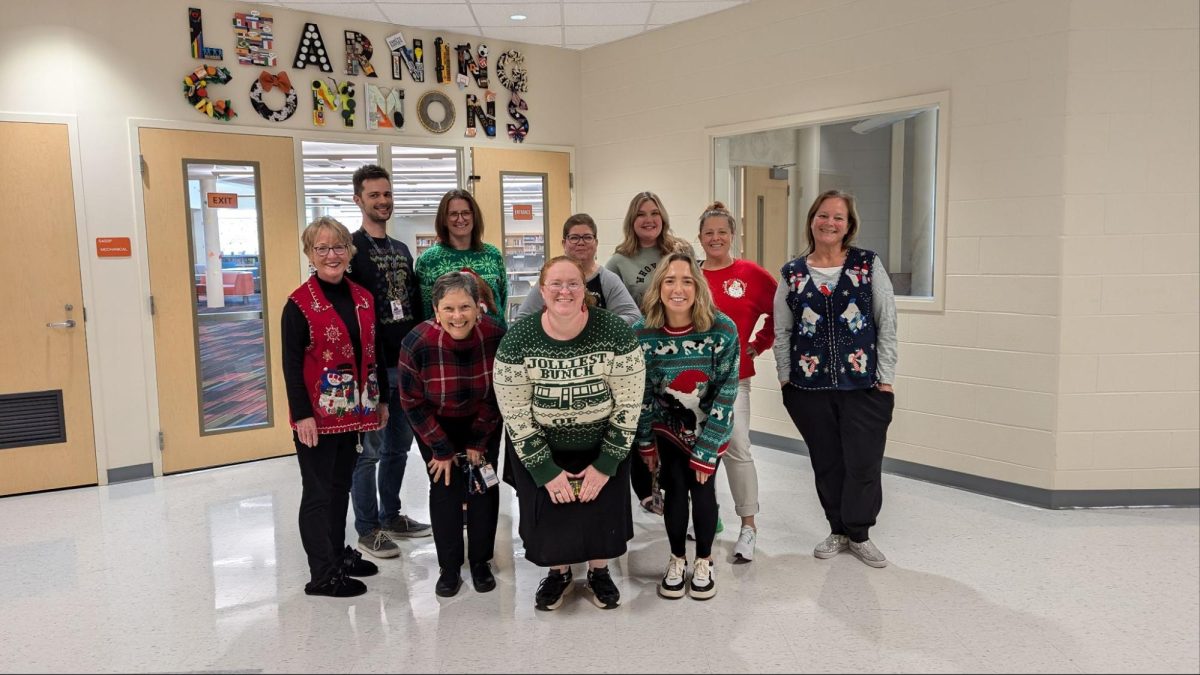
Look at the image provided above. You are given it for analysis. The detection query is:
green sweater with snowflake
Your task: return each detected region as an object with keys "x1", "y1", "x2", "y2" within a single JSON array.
[
  {"x1": 493, "y1": 308, "x2": 646, "y2": 486},
  {"x1": 633, "y1": 313, "x2": 740, "y2": 475},
  {"x1": 414, "y1": 242, "x2": 508, "y2": 328}
]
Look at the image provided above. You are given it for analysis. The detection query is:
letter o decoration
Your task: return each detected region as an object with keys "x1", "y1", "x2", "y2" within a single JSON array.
[{"x1": 417, "y1": 90, "x2": 455, "y2": 134}]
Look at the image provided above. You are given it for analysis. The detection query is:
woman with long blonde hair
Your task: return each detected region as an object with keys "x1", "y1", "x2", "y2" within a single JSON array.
[{"x1": 633, "y1": 251, "x2": 739, "y2": 600}]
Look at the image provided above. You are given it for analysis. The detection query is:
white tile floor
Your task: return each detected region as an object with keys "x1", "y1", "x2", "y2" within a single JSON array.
[{"x1": 0, "y1": 445, "x2": 1196, "y2": 673}]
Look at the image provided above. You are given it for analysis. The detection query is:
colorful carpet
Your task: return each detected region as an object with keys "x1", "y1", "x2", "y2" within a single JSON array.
[{"x1": 198, "y1": 319, "x2": 270, "y2": 431}]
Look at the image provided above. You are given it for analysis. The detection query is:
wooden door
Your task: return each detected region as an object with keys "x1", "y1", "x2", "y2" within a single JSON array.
[
  {"x1": 742, "y1": 166, "x2": 790, "y2": 275},
  {"x1": 140, "y1": 129, "x2": 298, "y2": 473},
  {"x1": 0, "y1": 121, "x2": 98, "y2": 496},
  {"x1": 471, "y1": 147, "x2": 571, "y2": 320}
]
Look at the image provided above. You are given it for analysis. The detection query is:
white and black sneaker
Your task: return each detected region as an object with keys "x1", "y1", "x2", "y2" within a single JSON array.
[
  {"x1": 658, "y1": 554, "x2": 687, "y2": 599},
  {"x1": 689, "y1": 557, "x2": 716, "y2": 600}
]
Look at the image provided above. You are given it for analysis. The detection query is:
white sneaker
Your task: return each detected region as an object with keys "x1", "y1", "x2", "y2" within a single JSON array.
[
  {"x1": 689, "y1": 557, "x2": 716, "y2": 600},
  {"x1": 658, "y1": 554, "x2": 687, "y2": 599},
  {"x1": 733, "y1": 526, "x2": 756, "y2": 563}
]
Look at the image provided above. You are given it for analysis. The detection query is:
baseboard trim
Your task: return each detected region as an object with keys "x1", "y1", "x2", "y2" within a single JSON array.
[
  {"x1": 749, "y1": 430, "x2": 1200, "y2": 509},
  {"x1": 107, "y1": 463, "x2": 154, "y2": 484}
]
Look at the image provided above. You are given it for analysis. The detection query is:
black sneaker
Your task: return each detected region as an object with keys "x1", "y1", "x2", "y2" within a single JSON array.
[
  {"x1": 435, "y1": 568, "x2": 463, "y2": 597},
  {"x1": 585, "y1": 566, "x2": 620, "y2": 609},
  {"x1": 341, "y1": 546, "x2": 379, "y2": 577},
  {"x1": 534, "y1": 568, "x2": 573, "y2": 611},
  {"x1": 304, "y1": 571, "x2": 367, "y2": 598},
  {"x1": 470, "y1": 561, "x2": 496, "y2": 593}
]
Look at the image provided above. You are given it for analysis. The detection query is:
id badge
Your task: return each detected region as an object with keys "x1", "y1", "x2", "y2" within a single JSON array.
[
  {"x1": 390, "y1": 299, "x2": 406, "y2": 320},
  {"x1": 479, "y1": 463, "x2": 499, "y2": 489}
]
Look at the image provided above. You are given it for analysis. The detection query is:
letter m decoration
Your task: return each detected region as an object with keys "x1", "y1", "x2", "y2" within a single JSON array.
[{"x1": 312, "y1": 78, "x2": 356, "y2": 128}]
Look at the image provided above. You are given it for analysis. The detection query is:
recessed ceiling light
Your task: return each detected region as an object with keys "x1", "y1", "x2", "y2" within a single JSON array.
[{"x1": 510, "y1": 14, "x2": 527, "y2": 21}]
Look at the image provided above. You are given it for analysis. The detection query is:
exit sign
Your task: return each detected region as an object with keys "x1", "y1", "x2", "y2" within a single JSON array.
[{"x1": 207, "y1": 192, "x2": 238, "y2": 208}]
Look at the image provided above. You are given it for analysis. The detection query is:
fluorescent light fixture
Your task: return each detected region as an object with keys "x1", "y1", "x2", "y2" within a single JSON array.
[{"x1": 510, "y1": 14, "x2": 527, "y2": 21}]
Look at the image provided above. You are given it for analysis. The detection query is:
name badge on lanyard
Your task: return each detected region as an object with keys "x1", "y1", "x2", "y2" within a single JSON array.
[{"x1": 390, "y1": 299, "x2": 406, "y2": 320}]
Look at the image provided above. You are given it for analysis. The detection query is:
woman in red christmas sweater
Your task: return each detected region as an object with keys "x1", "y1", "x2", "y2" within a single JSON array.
[
  {"x1": 697, "y1": 202, "x2": 777, "y2": 564},
  {"x1": 282, "y1": 217, "x2": 389, "y2": 598}
]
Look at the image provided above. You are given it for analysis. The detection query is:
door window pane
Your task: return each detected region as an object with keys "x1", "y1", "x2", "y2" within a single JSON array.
[
  {"x1": 500, "y1": 173, "x2": 547, "y2": 322},
  {"x1": 185, "y1": 161, "x2": 271, "y2": 433}
]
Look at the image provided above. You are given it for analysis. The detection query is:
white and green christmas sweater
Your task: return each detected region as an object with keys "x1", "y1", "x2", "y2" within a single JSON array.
[
  {"x1": 494, "y1": 308, "x2": 646, "y2": 486},
  {"x1": 634, "y1": 312, "x2": 740, "y2": 475}
]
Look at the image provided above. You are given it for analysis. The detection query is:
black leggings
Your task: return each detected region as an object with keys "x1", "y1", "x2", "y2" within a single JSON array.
[{"x1": 658, "y1": 434, "x2": 719, "y2": 559}]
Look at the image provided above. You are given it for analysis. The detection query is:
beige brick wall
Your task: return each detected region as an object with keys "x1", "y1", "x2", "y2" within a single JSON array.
[{"x1": 577, "y1": 0, "x2": 1199, "y2": 491}]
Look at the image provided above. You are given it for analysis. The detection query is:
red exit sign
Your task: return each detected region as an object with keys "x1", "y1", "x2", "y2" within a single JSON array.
[{"x1": 207, "y1": 192, "x2": 239, "y2": 208}]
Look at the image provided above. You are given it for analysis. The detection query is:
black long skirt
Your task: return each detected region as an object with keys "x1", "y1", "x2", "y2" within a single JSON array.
[{"x1": 507, "y1": 442, "x2": 634, "y2": 567}]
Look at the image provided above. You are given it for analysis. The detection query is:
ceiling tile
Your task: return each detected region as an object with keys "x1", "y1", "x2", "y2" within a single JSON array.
[
  {"x1": 279, "y1": 2, "x2": 387, "y2": 22},
  {"x1": 648, "y1": 0, "x2": 742, "y2": 24},
  {"x1": 473, "y1": 3, "x2": 561, "y2": 27},
  {"x1": 377, "y1": 3, "x2": 478, "y2": 27},
  {"x1": 473, "y1": 25, "x2": 564, "y2": 46},
  {"x1": 564, "y1": 2, "x2": 651, "y2": 26},
  {"x1": 564, "y1": 25, "x2": 644, "y2": 43}
]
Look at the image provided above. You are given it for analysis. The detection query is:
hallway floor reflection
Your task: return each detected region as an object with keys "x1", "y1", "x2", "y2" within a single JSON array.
[{"x1": 0, "y1": 446, "x2": 1195, "y2": 673}]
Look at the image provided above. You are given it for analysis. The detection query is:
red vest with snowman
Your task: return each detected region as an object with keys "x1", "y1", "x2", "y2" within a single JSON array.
[{"x1": 288, "y1": 275, "x2": 382, "y2": 434}]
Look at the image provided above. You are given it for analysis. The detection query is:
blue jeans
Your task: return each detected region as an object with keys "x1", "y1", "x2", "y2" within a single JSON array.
[{"x1": 350, "y1": 367, "x2": 414, "y2": 536}]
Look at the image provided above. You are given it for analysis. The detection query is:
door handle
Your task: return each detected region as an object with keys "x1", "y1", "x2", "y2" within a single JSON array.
[{"x1": 47, "y1": 319, "x2": 76, "y2": 329}]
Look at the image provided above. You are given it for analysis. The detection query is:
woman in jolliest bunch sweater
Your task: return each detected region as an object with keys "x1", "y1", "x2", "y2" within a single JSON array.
[
  {"x1": 415, "y1": 189, "x2": 508, "y2": 328},
  {"x1": 603, "y1": 191, "x2": 695, "y2": 517},
  {"x1": 281, "y1": 217, "x2": 389, "y2": 598},
  {"x1": 634, "y1": 252, "x2": 739, "y2": 600},
  {"x1": 494, "y1": 257, "x2": 646, "y2": 612},
  {"x1": 698, "y1": 202, "x2": 777, "y2": 564},
  {"x1": 773, "y1": 189, "x2": 898, "y2": 569},
  {"x1": 397, "y1": 271, "x2": 505, "y2": 598}
]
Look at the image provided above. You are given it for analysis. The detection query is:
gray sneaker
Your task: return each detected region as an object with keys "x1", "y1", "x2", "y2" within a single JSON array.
[
  {"x1": 849, "y1": 539, "x2": 888, "y2": 568},
  {"x1": 358, "y1": 529, "x2": 400, "y2": 559},
  {"x1": 382, "y1": 514, "x2": 432, "y2": 539},
  {"x1": 813, "y1": 533, "x2": 849, "y2": 559}
]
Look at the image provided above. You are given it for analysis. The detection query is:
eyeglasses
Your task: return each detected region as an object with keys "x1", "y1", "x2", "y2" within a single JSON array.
[
  {"x1": 447, "y1": 210, "x2": 472, "y2": 221},
  {"x1": 546, "y1": 281, "x2": 583, "y2": 292},
  {"x1": 313, "y1": 245, "x2": 348, "y2": 257},
  {"x1": 565, "y1": 234, "x2": 596, "y2": 244}
]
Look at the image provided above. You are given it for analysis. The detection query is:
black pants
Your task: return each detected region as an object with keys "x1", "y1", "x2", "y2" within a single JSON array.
[
  {"x1": 415, "y1": 418, "x2": 501, "y2": 572},
  {"x1": 658, "y1": 434, "x2": 719, "y2": 559},
  {"x1": 782, "y1": 385, "x2": 894, "y2": 543},
  {"x1": 630, "y1": 440, "x2": 654, "y2": 501},
  {"x1": 294, "y1": 431, "x2": 359, "y2": 583}
]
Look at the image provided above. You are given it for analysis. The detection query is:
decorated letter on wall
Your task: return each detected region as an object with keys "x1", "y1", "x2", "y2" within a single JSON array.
[
  {"x1": 344, "y1": 31, "x2": 378, "y2": 77},
  {"x1": 386, "y1": 31, "x2": 424, "y2": 82},
  {"x1": 465, "y1": 92, "x2": 496, "y2": 138},
  {"x1": 434, "y1": 38, "x2": 452, "y2": 84},
  {"x1": 188, "y1": 7, "x2": 223, "y2": 60},
  {"x1": 183, "y1": 65, "x2": 236, "y2": 121},
  {"x1": 312, "y1": 78, "x2": 356, "y2": 127},
  {"x1": 417, "y1": 90, "x2": 455, "y2": 134},
  {"x1": 233, "y1": 10, "x2": 276, "y2": 66},
  {"x1": 293, "y1": 23, "x2": 333, "y2": 71},
  {"x1": 367, "y1": 84, "x2": 404, "y2": 131},
  {"x1": 250, "y1": 71, "x2": 298, "y2": 122},
  {"x1": 496, "y1": 50, "x2": 529, "y2": 143},
  {"x1": 455, "y1": 44, "x2": 491, "y2": 90}
]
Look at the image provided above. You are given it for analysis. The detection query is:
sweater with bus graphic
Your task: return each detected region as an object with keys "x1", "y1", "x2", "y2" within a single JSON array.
[{"x1": 493, "y1": 308, "x2": 645, "y2": 487}]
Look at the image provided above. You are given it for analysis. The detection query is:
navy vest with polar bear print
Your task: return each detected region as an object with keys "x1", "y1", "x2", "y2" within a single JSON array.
[{"x1": 780, "y1": 247, "x2": 878, "y2": 391}]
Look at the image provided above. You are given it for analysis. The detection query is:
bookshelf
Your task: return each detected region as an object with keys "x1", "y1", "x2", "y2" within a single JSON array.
[{"x1": 414, "y1": 232, "x2": 438, "y2": 258}]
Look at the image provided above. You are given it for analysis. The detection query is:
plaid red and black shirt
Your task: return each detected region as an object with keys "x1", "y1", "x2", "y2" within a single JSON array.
[{"x1": 397, "y1": 315, "x2": 506, "y2": 459}]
